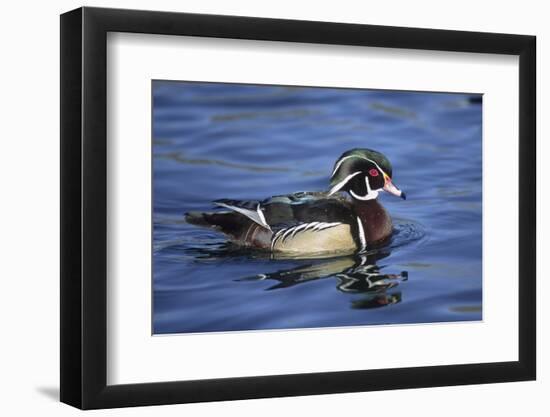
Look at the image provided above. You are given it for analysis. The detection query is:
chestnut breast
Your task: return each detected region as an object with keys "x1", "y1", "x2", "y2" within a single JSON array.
[{"x1": 353, "y1": 199, "x2": 393, "y2": 244}]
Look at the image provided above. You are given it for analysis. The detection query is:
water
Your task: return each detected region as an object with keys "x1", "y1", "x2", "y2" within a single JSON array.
[{"x1": 152, "y1": 81, "x2": 482, "y2": 334}]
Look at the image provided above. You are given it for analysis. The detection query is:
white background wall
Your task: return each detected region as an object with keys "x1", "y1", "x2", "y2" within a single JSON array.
[{"x1": 0, "y1": 0, "x2": 545, "y2": 415}]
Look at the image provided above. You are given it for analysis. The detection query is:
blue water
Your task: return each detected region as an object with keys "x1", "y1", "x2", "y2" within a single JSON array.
[{"x1": 152, "y1": 81, "x2": 482, "y2": 334}]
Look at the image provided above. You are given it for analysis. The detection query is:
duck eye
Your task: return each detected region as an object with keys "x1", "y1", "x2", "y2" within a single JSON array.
[{"x1": 369, "y1": 168, "x2": 379, "y2": 177}]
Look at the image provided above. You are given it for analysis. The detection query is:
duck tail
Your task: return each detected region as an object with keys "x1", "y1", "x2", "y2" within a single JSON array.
[
  {"x1": 184, "y1": 211, "x2": 213, "y2": 228},
  {"x1": 184, "y1": 210, "x2": 252, "y2": 237}
]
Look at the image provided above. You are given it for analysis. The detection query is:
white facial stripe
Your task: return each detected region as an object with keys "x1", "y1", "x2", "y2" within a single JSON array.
[
  {"x1": 350, "y1": 189, "x2": 379, "y2": 201},
  {"x1": 331, "y1": 154, "x2": 390, "y2": 180},
  {"x1": 331, "y1": 155, "x2": 358, "y2": 176},
  {"x1": 328, "y1": 171, "x2": 361, "y2": 195},
  {"x1": 365, "y1": 175, "x2": 372, "y2": 194},
  {"x1": 331, "y1": 171, "x2": 380, "y2": 201},
  {"x1": 347, "y1": 175, "x2": 378, "y2": 201}
]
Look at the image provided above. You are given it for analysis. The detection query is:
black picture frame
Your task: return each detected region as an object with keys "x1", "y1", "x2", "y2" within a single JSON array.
[{"x1": 60, "y1": 6, "x2": 536, "y2": 410}]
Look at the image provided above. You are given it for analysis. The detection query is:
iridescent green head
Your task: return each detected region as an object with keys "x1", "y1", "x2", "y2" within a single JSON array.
[{"x1": 328, "y1": 148, "x2": 406, "y2": 201}]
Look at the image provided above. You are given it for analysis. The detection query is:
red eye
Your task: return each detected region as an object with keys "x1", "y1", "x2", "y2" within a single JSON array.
[{"x1": 369, "y1": 168, "x2": 379, "y2": 177}]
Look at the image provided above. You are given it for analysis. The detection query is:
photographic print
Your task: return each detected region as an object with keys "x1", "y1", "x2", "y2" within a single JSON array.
[{"x1": 152, "y1": 81, "x2": 482, "y2": 335}]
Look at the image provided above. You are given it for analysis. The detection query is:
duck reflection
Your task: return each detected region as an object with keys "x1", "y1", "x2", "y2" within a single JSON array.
[{"x1": 238, "y1": 251, "x2": 408, "y2": 310}]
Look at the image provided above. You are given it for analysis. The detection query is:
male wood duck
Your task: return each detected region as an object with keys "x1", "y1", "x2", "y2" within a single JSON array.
[{"x1": 185, "y1": 148, "x2": 406, "y2": 255}]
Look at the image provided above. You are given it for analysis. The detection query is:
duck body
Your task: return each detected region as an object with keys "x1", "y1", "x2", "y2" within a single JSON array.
[
  {"x1": 185, "y1": 148, "x2": 404, "y2": 256},
  {"x1": 185, "y1": 191, "x2": 392, "y2": 255}
]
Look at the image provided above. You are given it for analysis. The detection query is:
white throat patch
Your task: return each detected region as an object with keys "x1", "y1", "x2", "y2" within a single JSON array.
[
  {"x1": 349, "y1": 176, "x2": 379, "y2": 201},
  {"x1": 350, "y1": 189, "x2": 379, "y2": 201}
]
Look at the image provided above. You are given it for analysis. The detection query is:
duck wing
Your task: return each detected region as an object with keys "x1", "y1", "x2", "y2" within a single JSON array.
[
  {"x1": 185, "y1": 192, "x2": 356, "y2": 250},
  {"x1": 261, "y1": 191, "x2": 355, "y2": 227},
  {"x1": 215, "y1": 192, "x2": 355, "y2": 229}
]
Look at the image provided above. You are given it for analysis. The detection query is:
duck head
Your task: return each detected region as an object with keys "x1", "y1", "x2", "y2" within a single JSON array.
[{"x1": 328, "y1": 148, "x2": 406, "y2": 201}]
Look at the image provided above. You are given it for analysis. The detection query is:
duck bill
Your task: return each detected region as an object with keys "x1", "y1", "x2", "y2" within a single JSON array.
[{"x1": 383, "y1": 180, "x2": 406, "y2": 200}]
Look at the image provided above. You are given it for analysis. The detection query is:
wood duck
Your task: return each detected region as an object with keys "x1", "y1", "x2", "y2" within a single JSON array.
[{"x1": 185, "y1": 148, "x2": 406, "y2": 256}]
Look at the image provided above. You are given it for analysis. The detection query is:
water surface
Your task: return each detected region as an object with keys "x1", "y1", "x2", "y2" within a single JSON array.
[{"x1": 153, "y1": 81, "x2": 482, "y2": 334}]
